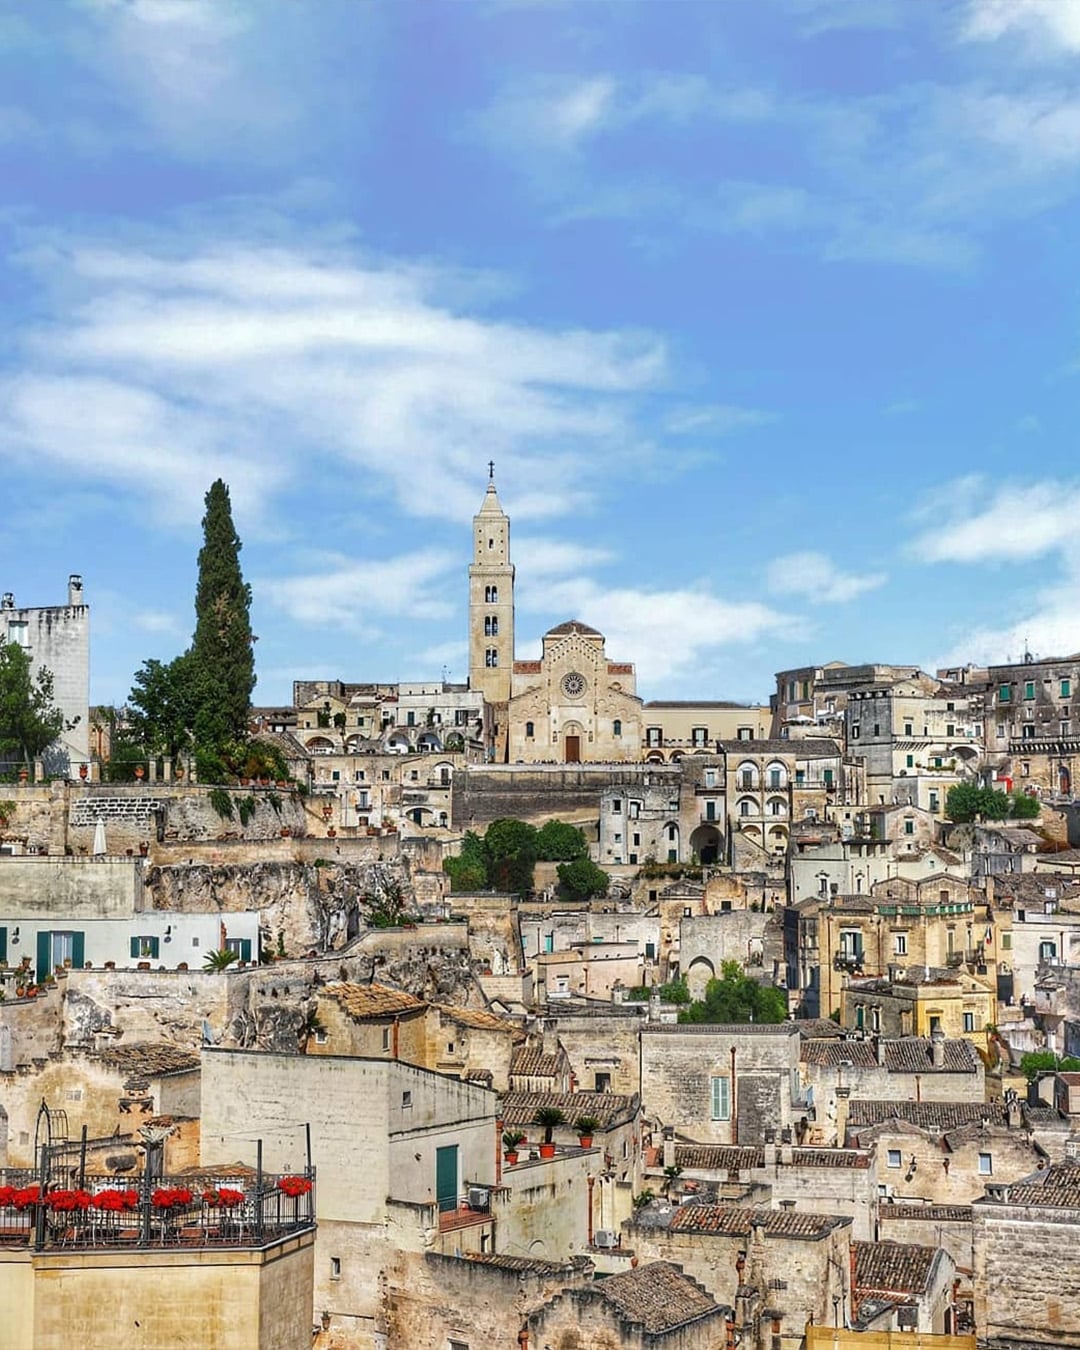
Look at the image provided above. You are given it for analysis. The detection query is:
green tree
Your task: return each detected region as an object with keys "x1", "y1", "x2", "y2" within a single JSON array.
[
  {"x1": 190, "y1": 479, "x2": 255, "y2": 753},
  {"x1": 443, "y1": 830, "x2": 490, "y2": 892},
  {"x1": 679, "y1": 960, "x2": 787, "y2": 1025},
  {"x1": 127, "y1": 653, "x2": 197, "y2": 760},
  {"x1": 536, "y1": 819, "x2": 588, "y2": 861},
  {"x1": 1020, "y1": 1050, "x2": 1080, "y2": 1080},
  {"x1": 0, "y1": 637, "x2": 66, "y2": 765},
  {"x1": 556, "y1": 856, "x2": 610, "y2": 902},
  {"x1": 484, "y1": 818, "x2": 539, "y2": 894},
  {"x1": 1010, "y1": 793, "x2": 1041, "y2": 820},
  {"x1": 945, "y1": 783, "x2": 1012, "y2": 823}
]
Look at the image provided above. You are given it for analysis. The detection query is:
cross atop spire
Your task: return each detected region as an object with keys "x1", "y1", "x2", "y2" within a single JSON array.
[{"x1": 488, "y1": 459, "x2": 495, "y2": 481}]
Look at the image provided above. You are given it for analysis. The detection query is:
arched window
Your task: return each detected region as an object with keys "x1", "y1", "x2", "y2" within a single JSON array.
[
  {"x1": 484, "y1": 584, "x2": 498, "y2": 603},
  {"x1": 525, "y1": 721, "x2": 535, "y2": 738},
  {"x1": 485, "y1": 649, "x2": 498, "y2": 668},
  {"x1": 738, "y1": 798, "x2": 753, "y2": 818},
  {"x1": 613, "y1": 719, "x2": 622, "y2": 736},
  {"x1": 484, "y1": 615, "x2": 498, "y2": 636}
]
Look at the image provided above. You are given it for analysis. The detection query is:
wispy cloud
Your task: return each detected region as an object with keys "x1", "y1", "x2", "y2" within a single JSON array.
[
  {"x1": 766, "y1": 552, "x2": 887, "y2": 605},
  {"x1": 909, "y1": 477, "x2": 1080, "y2": 563},
  {"x1": 518, "y1": 575, "x2": 798, "y2": 684},
  {"x1": 260, "y1": 549, "x2": 456, "y2": 631},
  {"x1": 961, "y1": 0, "x2": 1080, "y2": 58}
]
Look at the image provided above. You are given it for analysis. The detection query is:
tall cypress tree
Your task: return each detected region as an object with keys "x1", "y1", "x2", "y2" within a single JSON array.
[{"x1": 190, "y1": 479, "x2": 255, "y2": 752}]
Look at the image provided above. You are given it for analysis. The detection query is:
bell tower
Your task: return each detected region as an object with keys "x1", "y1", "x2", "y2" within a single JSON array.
[{"x1": 468, "y1": 464, "x2": 515, "y2": 709}]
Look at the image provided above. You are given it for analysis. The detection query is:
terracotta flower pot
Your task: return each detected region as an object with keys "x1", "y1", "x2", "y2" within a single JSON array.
[
  {"x1": 578, "y1": 1135, "x2": 593, "y2": 1149},
  {"x1": 538, "y1": 1142, "x2": 556, "y2": 1159},
  {"x1": 504, "y1": 1151, "x2": 519, "y2": 1166}
]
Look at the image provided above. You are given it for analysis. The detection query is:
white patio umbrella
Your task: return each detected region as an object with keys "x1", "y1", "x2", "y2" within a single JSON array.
[{"x1": 91, "y1": 820, "x2": 107, "y2": 856}]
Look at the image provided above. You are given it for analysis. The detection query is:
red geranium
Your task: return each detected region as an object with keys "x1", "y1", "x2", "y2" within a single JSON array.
[
  {"x1": 12, "y1": 1186, "x2": 40, "y2": 1210},
  {"x1": 277, "y1": 1175, "x2": 312, "y2": 1198},
  {"x1": 203, "y1": 1187, "x2": 244, "y2": 1207},
  {"x1": 47, "y1": 1189, "x2": 92, "y2": 1212},
  {"x1": 0, "y1": 1186, "x2": 16, "y2": 1207},
  {"x1": 92, "y1": 1189, "x2": 139, "y2": 1212},
  {"x1": 151, "y1": 1186, "x2": 193, "y2": 1210}
]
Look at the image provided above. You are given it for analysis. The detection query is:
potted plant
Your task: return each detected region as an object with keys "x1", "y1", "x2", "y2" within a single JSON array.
[
  {"x1": 574, "y1": 1115, "x2": 601, "y2": 1148},
  {"x1": 503, "y1": 1130, "x2": 526, "y2": 1165},
  {"x1": 533, "y1": 1106, "x2": 566, "y2": 1158}
]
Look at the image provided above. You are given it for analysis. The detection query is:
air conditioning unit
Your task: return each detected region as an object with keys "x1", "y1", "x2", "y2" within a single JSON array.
[
  {"x1": 593, "y1": 1229, "x2": 617, "y2": 1249},
  {"x1": 467, "y1": 1187, "x2": 490, "y2": 1211}
]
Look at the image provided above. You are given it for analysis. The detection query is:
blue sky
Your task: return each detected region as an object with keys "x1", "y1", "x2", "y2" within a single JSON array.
[{"x1": 3, "y1": 0, "x2": 1080, "y2": 708}]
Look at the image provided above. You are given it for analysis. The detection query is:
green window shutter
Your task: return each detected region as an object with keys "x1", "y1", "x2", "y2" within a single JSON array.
[
  {"x1": 0, "y1": 927, "x2": 6, "y2": 964},
  {"x1": 241, "y1": 939, "x2": 252, "y2": 963},
  {"x1": 37, "y1": 932, "x2": 51, "y2": 984},
  {"x1": 149, "y1": 937, "x2": 160, "y2": 959},
  {"x1": 72, "y1": 933, "x2": 85, "y2": 970},
  {"x1": 130, "y1": 936, "x2": 139, "y2": 959}
]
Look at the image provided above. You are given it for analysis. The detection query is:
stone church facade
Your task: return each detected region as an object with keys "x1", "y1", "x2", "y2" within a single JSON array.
[{"x1": 467, "y1": 475, "x2": 641, "y2": 764}]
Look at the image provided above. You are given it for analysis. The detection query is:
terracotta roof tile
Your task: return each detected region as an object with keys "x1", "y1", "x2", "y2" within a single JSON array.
[
  {"x1": 589, "y1": 1261, "x2": 718, "y2": 1333},
  {"x1": 881, "y1": 1205, "x2": 973, "y2": 1222},
  {"x1": 434, "y1": 1004, "x2": 517, "y2": 1033},
  {"x1": 95, "y1": 1044, "x2": 200, "y2": 1076},
  {"x1": 674, "y1": 1146, "x2": 764, "y2": 1171},
  {"x1": 324, "y1": 982, "x2": 425, "y2": 1020},
  {"x1": 499, "y1": 1090, "x2": 638, "y2": 1130},
  {"x1": 466, "y1": 1252, "x2": 580, "y2": 1277},
  {"x1": 668, "y1": 1205, "x2": 849, "y2": 1241},
  {"x1": 854, "y1": 1240, "x2": 939, "y2": 1297},
  {"x1": 510, "y1": 1046, "x2": 565, "y2": 1078},
  {"x1": 847, "y1": 1101, "x2": 1005, "y2": 1134}
]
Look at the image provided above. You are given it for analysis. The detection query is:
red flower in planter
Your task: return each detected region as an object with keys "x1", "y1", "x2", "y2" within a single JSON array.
[
  {"x1": 202, "y1": 1187, "x2": 245, "y2": 1207},
  {"x1": 0, "y1": 1186, "x2": 16, "y2": 1207},
  {"x1": 151, "y1": 1186, "x2": 193, "y2": 1210},
  {"x1": 277, "y1": 1175, "x2": 312, "y2": 1198},
  {"x1": 47, "y1": 1189, "x2": 92, "y2": 1212},
  {"x1": 12, "y1": 1186, "x2": 40, "y2": 1210},
  {"x1": 93, "y1": 1189, "x2": 139, "y2": 1212}
]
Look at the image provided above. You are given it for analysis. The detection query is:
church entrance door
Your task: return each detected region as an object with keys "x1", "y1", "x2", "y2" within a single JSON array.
[{"x1": 565, "y1": 735, "x2": 581, "y2": 763}]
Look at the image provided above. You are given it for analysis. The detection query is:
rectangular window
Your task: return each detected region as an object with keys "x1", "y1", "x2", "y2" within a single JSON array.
[
  {"x1": 1001, "y1": 932, "x2": 1012, "y2": 950},
  {"x1": 692, "y1": 727, "x2": 708, "y2": 747},
  {"x1": 382, "y1": 1027, "x2": 391, "y2": 1052},
  {"x1": 978, "y1": 1153, "x2": 992, "y2": 1176},
  {"x1": 611, "y1": 799, "x2": 621, "y2": 813},
  {"x1": 963, "y1": 1012, "x2": 975, "y2": 1032},
  {"x1": 929, "y1": 793, "x2": 939, "y2": 811},
  {"x1": 1062, "y1": 679, "x2": 1071, "y2": 698},
  {"x1": 904, "y1": 820, "x2": 914, "y2": 835},
  {"x1": 851, "y1": 724, "x2": 860, "y2": 739},
  {"x1": 330, "y1": 1257, "x2": 341, "y2": 1280},
  {"x1": 904, "y1": 722, "x2": 913, "y2": 736},
  {"x1": 224, "y1": 937, "x2": 253, "y2": 963},
  {"x1": 130, "y1": 936, "x2": 160, "y2": 959},
  {"x1": 905, "y1": 754, "x2": 914, "y2": 768},
  {"x1": 633, "y1": 832, "x2": 640, "y2": 846},
  {"x1": 710, "y1": 1076, "x2": 731, "y2": 1120},
  {"x1": 6, "y1": 621, "x2": 29, "y2": 647},
  {"x1": 705, "y1": 769, "x2": 716, "y2": 787},
  {"x1": 887, "y1": 1149, "x2": 902, "y2": 1168},
  {"x1": 946, "y1": 724, "x2": 955, "y2": 737},
  {"x1": 402, "y1": 1091, "x2": 412, "y2": 1109},
  {"x1": 823, "y1": 769, "x2": 834, "y2": 785},
  {"x1": 894, "y1": 933, "x2": 908, "y2": 955},
  {"x1": 1025, "y1": 681, "x2": 1036, "y2": 699},
  {"x1": 999, "y1": 684, "x2": 1011, "y2": 702}
]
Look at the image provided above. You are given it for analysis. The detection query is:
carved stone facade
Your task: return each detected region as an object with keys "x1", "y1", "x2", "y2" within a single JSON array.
[{"x1": 507, "y1": 621, "x2": 642, "y2": 764}]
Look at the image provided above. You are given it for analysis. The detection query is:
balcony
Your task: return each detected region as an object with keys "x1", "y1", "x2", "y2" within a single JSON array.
[
  {"x1": 833, "y1": 950, "x2": 864, "y2": 974},
  {"x1": 0, "y1": 1167, "x2": 316, "y2": 1251}
]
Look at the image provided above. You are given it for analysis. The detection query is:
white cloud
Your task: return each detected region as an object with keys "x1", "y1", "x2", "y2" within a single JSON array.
[
  {"x1": 665, "y1": 404, "x2": 778, "y2": 435},
  {"x1": 513, "y1": 538, "x2": 616, "y2": 578},
  {"x1": 518, "y1": 575, "x2": 798, "y2": 684},
  {"x1": 962, "y1": 0, "x2": 1080, "y2": 57},
  {"x1": 131, "y1": 609, "x2": 184, "y2": 636},
  {"x1": 765, "y1": 552, "x2": 887, "y2": 604},
  {"x1": 1, "y1": 231, "x2": 702, "y2": 532},
  {"x1": 910, "y1": 479, "x2": 1080, "y2": 564},
  {"x1": 260, "y1": 549, "x2": 456, "y2": 630}
]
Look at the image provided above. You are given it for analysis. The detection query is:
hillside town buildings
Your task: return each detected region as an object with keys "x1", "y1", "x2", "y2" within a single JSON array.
[{"x1": 6, "y1": 473, "x2": 1080, "y2": 1347}]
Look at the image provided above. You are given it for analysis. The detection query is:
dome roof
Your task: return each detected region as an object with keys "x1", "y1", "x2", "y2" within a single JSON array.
[{"x1": 546, "y1": 619, "x2": 602, "y2": 637}]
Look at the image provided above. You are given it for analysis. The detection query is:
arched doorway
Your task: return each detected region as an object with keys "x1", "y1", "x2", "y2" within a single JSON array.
[
  {"x1": 690, "y1": 824, "x2": 722, "y2": 866},
  {"x1": 562, "y1": 721, "x2": 584, "y2": 764},
  {"x1": 686, "y1": 956, "x2": 715, "y2": 1001}
]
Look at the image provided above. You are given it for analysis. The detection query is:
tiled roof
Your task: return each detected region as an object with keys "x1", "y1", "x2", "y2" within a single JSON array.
[
  {"x1": 999, "y1": 1162, "x2": 1080, "y2": 1208},
  {"x1": 796, "y1": 1018, "x2": 845, "y2": 1039},
  {"x1": 95, "y1": 1044, "x2": 200, "y2": 1076},
  {"x1": 466, "y1": 1252, "x2": 578, "y2": 1277},
  {"x1": 498, "y1": 1090, "x2": 638, "y2": 1130},
  {"x1": 642, "y1": 1023, "x2": 799, "y2": 1037},
  {"x1": 608, "y1": 663, "x2": 634, "y2": 675},
  {"x1": 675, "y1": 1146, "x2": 764, "y2": 1171},
  {"x1": 792, "y1": 1148, "x2": 872, "y2": 1169},
  {"x1": 434, "y1": 1004, "x2": 517, "y2": 1033},
  {"x1": 668, "y1": 1205, "x2": 848, "y2": 1241},
  {"x1": 848, "y1": 1101, "x2": 1006, "y2": 1133},
  {"x1": 854, "y1": 1240, "x2": 938, "y2": 1297},
  {"x1": 513, "y1": 661, "x2": 542, "y2": 674},
  {"x1": 716, "y1": 738, "x2": 841, "y2": 756},
  {"x1": 589, "y1": 1261, "x2": 718, "y2": 1333},
  {"x1": 324, "y1": 982, "x2": 425, "y2": 1020},
  {"x1": 510, "y1": 1045, "x2": 565, "y2": 1078},
  {"x1": 881, "y1": 1205, "x2": 973, "y2": 1222},
  {"x1": 547, "y1": 620, "x2": 602, "y2": 636},
  {"x1": 801, "y1": 1038, "x2": 979, "y2": 1073}
]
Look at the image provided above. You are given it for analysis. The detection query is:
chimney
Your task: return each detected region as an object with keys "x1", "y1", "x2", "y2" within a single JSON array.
[
  {"x1": 662, "y1": 1127, "x2": 675, "y2": 1171},
  {"x1": 0, "y1": 593, "x2": 13, "y2": 611},
  {"x1": 875, "y1": 1037, "x2": 886, "y2": 1067},
  {"x1": 1006, "y1": 1094, "x2": 1022, "y2": 1130},
  {"x1": 931, "y1": 1027, "x2": 945, "y2": 1069},
  {"x1": 835, "y1": 1086, "x2": 851, "y2": 1146},
  {"x1": 68, "y1": 574, "x2": 83, "y2": 607}
]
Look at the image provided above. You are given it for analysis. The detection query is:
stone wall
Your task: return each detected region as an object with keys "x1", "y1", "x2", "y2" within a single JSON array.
[
  {"x1": 679, "y1": 910, "x2": 773, "y2": 999},
  {"x1": 973, "y1": 1196, "x2": 1080, "y2": 1343},
  {"x1": 0, "y1": 856, "x2": 141, "y2": 916},
  {"x1": 452, "y1": 764, "x2": 667, "y2": 830},
  {"x1": 878, "y1": 1208, "x2": 973, "y2": 1277},
  {"x1": 545, "y1": 1007, "x2": 647, "y2": 1096},
  {"x1": 62, "y1": 966, "x2": 232, "y2": 1052}
]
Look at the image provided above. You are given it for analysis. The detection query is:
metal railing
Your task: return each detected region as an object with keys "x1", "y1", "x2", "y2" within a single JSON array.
[{"x1": 0, "y1": 1167, "x2": 315, "y2": 1251}]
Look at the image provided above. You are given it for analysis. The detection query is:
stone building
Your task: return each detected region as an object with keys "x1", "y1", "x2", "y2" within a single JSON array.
[
  {"x1": 973, "y1": 1159, "x2": 1080, "y2": 1347},
  {"x1": 983, "y1": 652, "x2": 1080, "y2": 798},
  {"x1": 852, "y1": 1240, "x2": 958, "y2": 1334},
  {"x1": 839, "y1": 972, "x2": 996, "y2": 1054},
  {"x1": 800, "y1": 1038, "x2": 986, "y2": 1146},
  {"x1": 640, "y1": 1023, "x2": 804, "y2": 1146},
  {"x1": 629, "y1": 1200, "x2": 853, "y2": 1350},
  {"x1": 639, "y1": 701, "x2": 771, "y2": 759},
  {"x1": 771, "y1": 662, "x2": 923, "y2": 740},
  {"x1": 0, "y1": 576, "x2": 89, "y2": 772}
]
